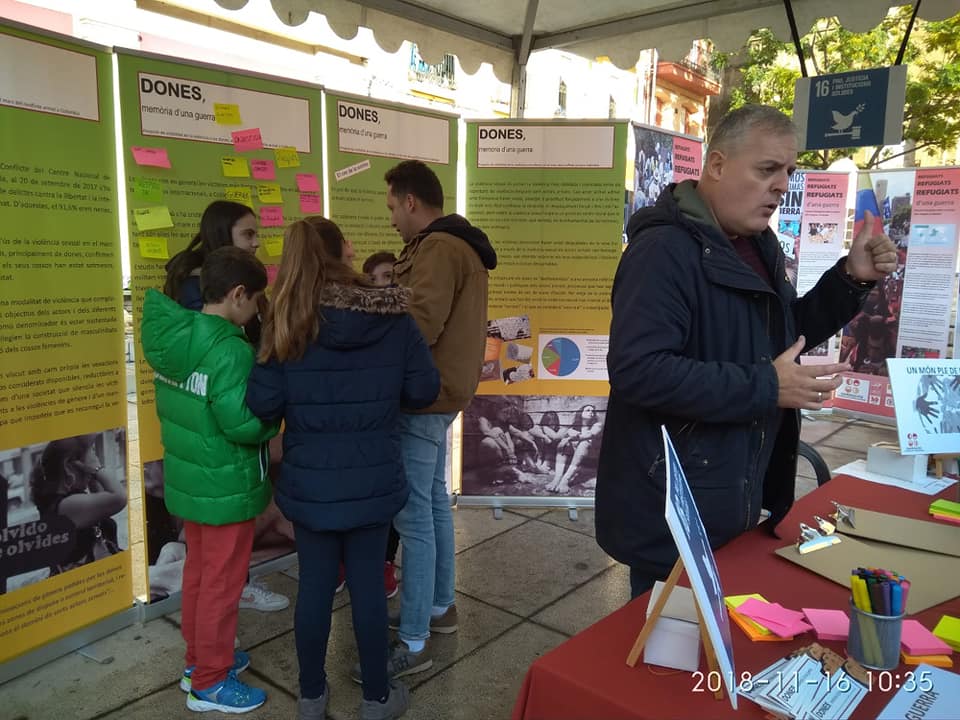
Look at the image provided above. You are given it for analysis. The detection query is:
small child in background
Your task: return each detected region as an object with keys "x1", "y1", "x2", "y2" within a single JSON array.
[
  {"x1": 363, "y1": 251, "x2": 397, "y2": 287},
  {"x1": 142, "y1": 246, "x2": 280, "y2": 714},
  {"x1": 362, "y1": 250, "x2": 402, "y2": 598}
]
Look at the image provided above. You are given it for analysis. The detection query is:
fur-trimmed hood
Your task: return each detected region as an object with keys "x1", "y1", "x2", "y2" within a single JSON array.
[
  {"x1": 318, "y1": 282, "x2": 410, "y2": 315},
  {"x1": 315, "y1": 282, "x2": 413, "y2": 350}
]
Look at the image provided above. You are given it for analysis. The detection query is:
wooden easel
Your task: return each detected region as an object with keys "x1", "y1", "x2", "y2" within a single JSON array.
[
  {"x1": 929, "y1": 452, "x2": 960, "y2": 476},
  {"x1": 625, "y1": 557, "x2": 725, "y2": 701}
]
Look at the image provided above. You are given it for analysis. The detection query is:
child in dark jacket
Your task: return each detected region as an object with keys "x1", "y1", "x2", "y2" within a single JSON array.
[
  {"x1": 142, "y1": 247, "x2": 279, "y2": 714},
  {"x1": 247, "y1": 219, "x2": 439, "y2": 720}
]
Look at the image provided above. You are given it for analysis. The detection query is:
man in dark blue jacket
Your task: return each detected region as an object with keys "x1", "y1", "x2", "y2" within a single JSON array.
[{"x1": 596, "y1": 105, "x2": 898, "y2": 598}]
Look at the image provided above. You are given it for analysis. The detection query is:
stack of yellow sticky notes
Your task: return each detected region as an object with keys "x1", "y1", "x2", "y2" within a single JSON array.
[{"x1": 724, "y1": 594, "x2": 793, "y2": 642}]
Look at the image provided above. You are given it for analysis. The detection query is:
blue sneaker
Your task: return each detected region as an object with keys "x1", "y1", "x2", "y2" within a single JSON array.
[
  {"x1": 180, "y1": 650, "x2": 251, "y2": 692},
  {"x1": 187, "y1": 670, "x2": 266, "y2": 714}
]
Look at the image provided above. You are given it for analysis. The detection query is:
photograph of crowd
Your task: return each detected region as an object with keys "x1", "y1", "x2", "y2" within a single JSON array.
[
  {"x1": 1, "y1": 429, "x2": 127, "y2": 596},
  {"x1": 460, "y1": 395, "x2": 607, "y2": 498},
  {"x1": 632, "y1": 126, "x2": 675, "y2": 211},
  {"x1": 839, "y1": 174, "x2": 911, "y2": 376},
  {"x1": 776, "y1": 219, "x2": 801, "y2": 287}
]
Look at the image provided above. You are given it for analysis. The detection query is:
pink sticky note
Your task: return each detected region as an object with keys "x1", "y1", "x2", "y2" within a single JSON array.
[
  {"x1": 231, "y1": 128, "x2": 263, "y2": 152},
  {"x1": 299, "y1": 192, "x2": 321, "y2": 214},
  {"x1": 296, "y1": 173, "x2": 320, "y2": 192},
  {"x1": 738, "y1": 599, "x2": 813, "y2": 638},
  {"x1": 901, "y1": 620, "x2": 953, "y2": 656},
  {"x1": 802, "y1": 608, "x2": 850, "y2": 642},
  {"x1": 260, "y1": 206, "x2": 284, "y2": 227},
  {"x1": 251, "y1": 159, "x2": 276, "y2": 180},
  {"x1": 266, "y1": 264, "x2": 279, "y2": 285},
  {"x1": 738, "y1": 599, "x2": 805, "y2": 622},
  {"x1": 131, "y1": 146, "x2": 171, "y2": 168}
]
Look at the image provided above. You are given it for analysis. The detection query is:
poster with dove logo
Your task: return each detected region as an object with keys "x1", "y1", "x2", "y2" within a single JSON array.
[{"x1": 793, "y1": 66, "x2": 906, "y2": 151}]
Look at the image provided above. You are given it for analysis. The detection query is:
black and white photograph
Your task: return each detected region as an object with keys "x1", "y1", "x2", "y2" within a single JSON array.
[
  {"x1": 632, "y1": 125, "x2": 675, "y2": 211},
  {"x1": 1, "y1": 428, "x2": 128, "y2": 596},
  {"x1": 487, "y1": 314, "x2": 532, "y2": 341},
  {"x1": 502, "y1": 363, "x2": 535, "y2": 385},
  {"x1": 461, "y1": 395, "x2": 607, "y2": 497}
]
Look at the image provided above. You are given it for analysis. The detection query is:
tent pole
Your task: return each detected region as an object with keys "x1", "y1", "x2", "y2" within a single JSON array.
[
  {"x1": 510, "y1": 0, "x2": 539, "y2": 118},
  {"x1": 782, "y1": 0, "x2": 808, "y2": 78},
  {"x1": 510, "y1": 63, "x2": 528, "y2": 119},
  {"x1": 895, "y1": 0, "x2": 922, "y2": 65}
]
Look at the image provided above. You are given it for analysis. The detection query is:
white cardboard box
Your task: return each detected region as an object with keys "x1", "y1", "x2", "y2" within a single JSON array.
[
  {"x1": 643, "y1": 581, "x2": 702, "y2": 672},
  {"x1": 866, "y1": 444, "x2": 928, "y2": 483}
]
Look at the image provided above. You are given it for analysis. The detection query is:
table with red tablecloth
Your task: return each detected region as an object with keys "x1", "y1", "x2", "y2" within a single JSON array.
[{"x1": 511, "y1": 475, "x2": 960, "y2": 720}]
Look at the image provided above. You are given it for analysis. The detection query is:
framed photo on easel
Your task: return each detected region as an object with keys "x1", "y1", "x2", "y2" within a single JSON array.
[{"x1": 625, "y1": 426, "x2": 739, "y2": 710}]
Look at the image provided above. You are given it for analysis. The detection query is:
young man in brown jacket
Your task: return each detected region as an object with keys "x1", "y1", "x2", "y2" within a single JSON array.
[{"x1": 380, "y1": 160, "x2": 496, "y2": 677}]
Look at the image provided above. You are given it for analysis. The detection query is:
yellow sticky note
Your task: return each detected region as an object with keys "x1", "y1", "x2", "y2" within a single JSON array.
[
  {"x1": 257, "y1": 183, "x2": 283, "y2": 204},
  {"x1": 221, "y1": 156, "x2": 250, "y2": 178},
  {"x1": 225, "y1": 186, "x2": 253, "y2": 207},
  {"x1": 275, "y1": 146, "x2": 300, "y2": 168},
  {"x1": 138, "y1": 237, "x2": 169, "y2": 259},
  {"x1": 724, "y1": 593, "x2": 772, "y2": 635},
  {"x1": 133, "y1": 206, "x2": 174, "y2": 231},
  {"x1": 264, "y1": 236, "x2": 284, "y2": 257},
  {"x1": 934, "y1": 615, "x2": 960, "y2": 650},
  {"x1": 214, "y1": 102, "x2": 242, "y2": 125}
]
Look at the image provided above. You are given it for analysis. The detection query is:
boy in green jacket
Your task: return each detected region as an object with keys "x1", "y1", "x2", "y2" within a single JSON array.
[{"x1": 142, "y1": 246, "x2": 279, "y2": 714}]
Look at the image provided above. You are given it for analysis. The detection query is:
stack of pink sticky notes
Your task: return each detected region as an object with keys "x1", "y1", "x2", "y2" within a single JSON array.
[
  {"x1": 801, "y1": 608, "x2": 850, "y2": 641},
  {"x1": 901, "y1": 620, "x2": 954, "y2": 656},
  {"x1": 736, "y1": 598, "x2": 813, "y2": 638}
]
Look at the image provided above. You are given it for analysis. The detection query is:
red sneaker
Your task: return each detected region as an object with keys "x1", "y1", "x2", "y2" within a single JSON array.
[
  {"x1": 384, "y1": 561, "x2": 399, "y2": 599},
  {"x1": 336, "y1": 563, "x2": 345, "y2": 593}
]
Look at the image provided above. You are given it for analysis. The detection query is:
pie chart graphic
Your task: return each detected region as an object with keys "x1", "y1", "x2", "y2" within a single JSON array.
[{"x1": 541, "y1": 337, "x2": 581, "y2": 377}]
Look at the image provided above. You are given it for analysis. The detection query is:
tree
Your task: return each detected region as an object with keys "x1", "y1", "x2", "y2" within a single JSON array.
[{"x1": 711, "y1": 8, "x2": 960, "y2": 169}]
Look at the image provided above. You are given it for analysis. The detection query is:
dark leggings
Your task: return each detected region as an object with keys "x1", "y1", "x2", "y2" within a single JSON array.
[
  {"x1": 294, "y1": 522, "x2": 390, "y2": 701},
  {"x1": 385, "y1": 524, "x2": 400, "y2": 563}
]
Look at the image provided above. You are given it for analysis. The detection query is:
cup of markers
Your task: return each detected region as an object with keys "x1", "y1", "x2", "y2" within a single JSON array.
[{"x1": 847, "y1": 568, "x2": 909, "y2": 671}]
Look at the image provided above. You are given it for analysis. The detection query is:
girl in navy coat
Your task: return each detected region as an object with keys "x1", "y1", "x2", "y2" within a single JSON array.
[{"x1": 246, "y1": 218, "x2": 439, "y2": 720}]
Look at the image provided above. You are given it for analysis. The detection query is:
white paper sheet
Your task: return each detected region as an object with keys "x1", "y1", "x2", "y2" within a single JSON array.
[{"x1": 833, "y1": 459, "x2": 957, "y2": 495}]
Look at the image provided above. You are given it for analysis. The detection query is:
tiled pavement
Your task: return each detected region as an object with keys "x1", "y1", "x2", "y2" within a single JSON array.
[{"x1": 2, "y1": 412, "x2": 898, "y2": 719}]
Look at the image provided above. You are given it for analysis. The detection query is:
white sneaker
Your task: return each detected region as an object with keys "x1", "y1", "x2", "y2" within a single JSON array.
[{"x1": 238, "y1": 580, "x2": 289, "y2": 612}]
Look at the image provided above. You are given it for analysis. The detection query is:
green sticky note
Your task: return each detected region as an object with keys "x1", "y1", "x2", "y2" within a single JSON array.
[
  {"x1": 275, "y1": 146, "x2": 300, "y2": 168},
  {"x1": 139, "y1": 237, "x2": 169, "y2": 259},
  {"x1": 222, "y1": 156, "x2": 250, "y2": 178},
  {"x1": 133, "y1": 177, "x2": 164, "y2": 204},
  {"x1": 133, "y1": 206, "x2": 174, "y2": 231},
  {"x1": 225, "y1": 186, "x2": 253, "y2": 207},
  {"x1": 257, "y1": 183, "x2": 283, "y2": 204},
  {"x1": 264, "y1": 236, "x2": 284, "y2": 257},
  {"x1": 214, "y1": 102, "x2": 242, "y2": 125}
]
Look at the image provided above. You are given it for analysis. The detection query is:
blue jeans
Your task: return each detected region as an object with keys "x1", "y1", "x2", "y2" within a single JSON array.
[{"x1": 394, "y1": 412, "x2": 457, "y2": 643}]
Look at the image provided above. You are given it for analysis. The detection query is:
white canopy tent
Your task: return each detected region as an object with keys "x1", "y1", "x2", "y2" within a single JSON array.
[{"x1": 212, "y1": 1, "x2": 959, "y2": 98}]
